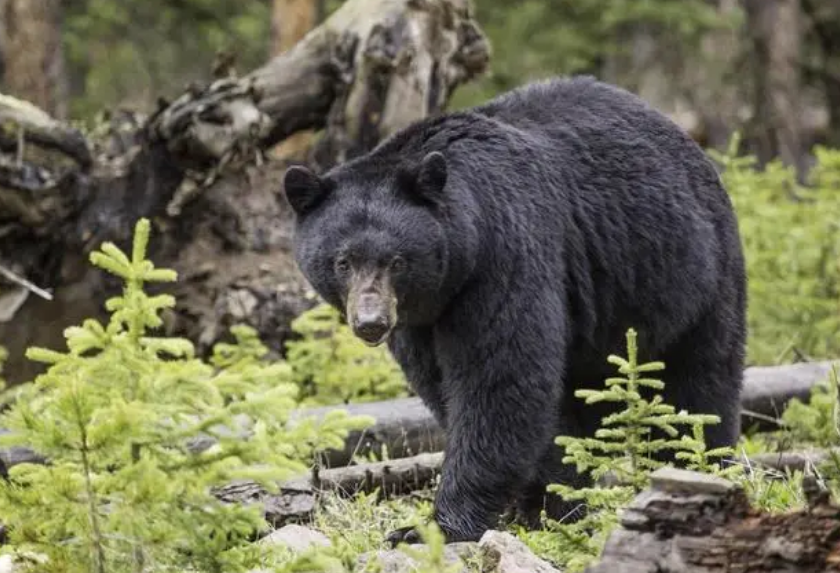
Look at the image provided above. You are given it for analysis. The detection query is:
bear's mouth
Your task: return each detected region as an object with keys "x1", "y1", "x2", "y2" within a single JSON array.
[
  {"x1": 355, "y1": 328, "x2": 392, "y2": 347},
  {"x1": 350, "y1": 308, "x2": 394, "y2": 346}
]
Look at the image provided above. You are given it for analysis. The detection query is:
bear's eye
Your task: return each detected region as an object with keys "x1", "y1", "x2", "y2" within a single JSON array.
[
  {"x1": 335, "y1": 257, "x2": 351, "y2": 275},
  {"x1": 390, "y1": 256, "x2": 407, "y2": 275}
]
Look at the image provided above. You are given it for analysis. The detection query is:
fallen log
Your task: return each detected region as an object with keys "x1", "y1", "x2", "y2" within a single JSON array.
[
  {"x1": 311, "y1": 359, "x2": 837, "y2": 468},
  {"x1": 739, "y1": 360, "x2": 836, "y2": 424},
  {"x1": 213, "y1": 452, "x2": 444, "y2": 526},
  {"x1": 744, "y1": 448, "x2": 840, "y2": 474},
  {"x1": 585, "y1": 467, "x2": 840, "y2": 572},
  {"x1": 0, "y1": 360, "x2": 836, "y2": 472},
  {"x1": 205, "y1": 444, "x2": 840, "y2": 528}
]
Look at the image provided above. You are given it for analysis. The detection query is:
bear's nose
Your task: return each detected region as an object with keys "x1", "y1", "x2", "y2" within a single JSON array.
[
  {"x1": 353, "y1": 313, "x2": 390, "y2": 346},
  {"x1": 351, "y1": 292, "x2": 392, "y2": 345}
]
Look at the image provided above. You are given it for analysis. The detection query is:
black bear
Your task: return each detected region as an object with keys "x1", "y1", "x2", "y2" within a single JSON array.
[{"x1": 282, "y1": 76, "x2": 747, "y2": 544}]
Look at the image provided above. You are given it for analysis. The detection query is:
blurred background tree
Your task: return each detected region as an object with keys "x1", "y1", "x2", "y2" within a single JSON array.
[
  {"x1": 1, "y1": 0, "x2": 837, "y2": 169},
  {"x1": 1, "y1": 0, "x2": 839, "y2": 379},
  {"x1": 1, "y1": 0, "x2": 67, "y2": 118},
  {"x1": 60, "y1": 0, "x2": 272, "y2": 119}
]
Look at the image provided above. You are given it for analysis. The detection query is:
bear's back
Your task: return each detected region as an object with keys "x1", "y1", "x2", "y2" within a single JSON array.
[
  {"x1": 473, "y1": 76, "x2": 695, "y2": 156},
  {"x1": 470, "y1": 77, "x2": 743, "y2": 360}
]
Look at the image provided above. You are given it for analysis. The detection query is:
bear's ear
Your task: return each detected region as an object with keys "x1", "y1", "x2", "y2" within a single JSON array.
[
  {"x1": 400, "y1": 151, "x2": 448, "y2": 207},
  {"x1": 283, "y1": 165, "x2": 330, "y2": 216}
]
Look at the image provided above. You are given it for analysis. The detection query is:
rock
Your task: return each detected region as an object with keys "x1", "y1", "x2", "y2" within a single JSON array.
[
  {"x1": 618, "y1": 468, "x2": 749, "y2": 538},
  {"x1": 0, "y1": 552, "x2": 48, "y2": 573},
  {"x1": 648, "y1": 467, "x2": 737, "y2": 496},
  {"x1": 259, "y1": 524, "x2": 331, "y2": 553},
  {"x1": 479, "y1": 531, "x2": 563, "y2": 573},
  {"x1": 357, "y1": 542, "x2": 477, "y2": 572},
  {"x1": 355, "y1": 531, "x2": 564, "y2": 573}
]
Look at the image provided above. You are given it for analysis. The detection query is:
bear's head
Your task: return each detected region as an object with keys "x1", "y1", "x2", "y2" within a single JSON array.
[{"x1": 282, "y1": 151, "x2": 453, "y2": 346}]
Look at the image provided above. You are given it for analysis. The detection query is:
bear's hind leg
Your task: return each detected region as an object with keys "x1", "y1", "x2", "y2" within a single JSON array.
[
  {"x1": 657, "y1": 303, "x2": 746, "y2": 457},
  {"x1": 514, "y1": 437, "x2": 591, "y2": 529}
]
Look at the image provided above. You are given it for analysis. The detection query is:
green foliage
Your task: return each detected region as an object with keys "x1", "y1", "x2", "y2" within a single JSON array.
[
  {"x1": 675, "y1": 421, "x2": 742, "y2": 479},
  {"x1": 780, "y1": 364, "x2": 840, "y2": 448},
  {"x1": 527, "y1": 484, "x2": 631, "y2": 573},
  {"x1": 314, "y1": 491, "x2": 433, "y2": 570},
  {"x1": 763, "y1": 364, "x2": 840, "y2": 511},
  {"x1": 286, "y1": 304, "x2": 407, "y2": 406},
  {"x1": 541, "y1": 328, "x2": 736, "y2": 571},
  {"x1": 712, "y1": 136, "x2": 840, "y2": 365},
  {"x1": 64, "y1": 0, "x2": 271, "y2": 118},
  {"x1": 0, "y1": 219, "x2": 371, "y2": 573},
  {"x1": 313, "y1": 493, "x2": 485, "y2": 572},
  {"x1": 61, "y1": 0, "x2": 734, "y2": 119},
  {"x1": 739, "y1": 464, "x2": 807, "y2": 514}
]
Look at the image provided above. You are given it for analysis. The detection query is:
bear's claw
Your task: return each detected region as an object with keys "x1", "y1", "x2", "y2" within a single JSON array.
[{"x1": 386, "y1": 525, "x2": 424, "y2": 547}]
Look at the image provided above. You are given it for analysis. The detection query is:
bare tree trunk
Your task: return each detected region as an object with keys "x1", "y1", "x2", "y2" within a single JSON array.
[
  {"x1": 270, "y1": 0, "x2": 321, "y2": 162},
  {"x1": 743, "y1": 0, "x2": 807, "y2": 179},
  {"x1": 599, "y1": 2, "x2": 746, "y2": 150},
  {"x1": 271, "y1": 0, "x2": 320, "y2": 55},
  {"x1": 688, "y1": 0, "x2": 744, "y2": 150},
  {"x1": 803, "y1": 0, "x2": 840, "y2": 148},
  {"x1": 0, "y1": 0, "x2": 5, "y2": 85},
  {"x1": 0, "y1": 0, "x2": 66, "y2": 119}
]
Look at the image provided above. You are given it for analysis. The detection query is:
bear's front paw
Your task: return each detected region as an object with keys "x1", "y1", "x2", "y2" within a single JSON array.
[{"x1": 385, "y1": 525, "x2": 424, "y2": 547}]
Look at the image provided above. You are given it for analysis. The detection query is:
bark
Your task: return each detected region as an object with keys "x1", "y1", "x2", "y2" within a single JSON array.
[
  {"x1": 743, "y1": 0, "x2": 808, "y2": 179},
  {"x1": 747, "y1": 448, "x2": 840, "y2": 474},
  {"x1": 215, "y1": 447, "x2": 840, "y2": 527},
  {"x1": 0, "y1": 0, "x2": 490, "y2": 384},
  {"x1": 803, "y1": 0, "x2": 840, "y2": 148},
  {"x1": 0, "y1": 0, "x2": 67, "y2": 119},
  {"x1": 271, "y1": 0, "x2": 319, "y2": 56},
  {"x1": 597, "y1": 2, "x2": 829, "y2": 154},
  {"x1": 586, "y1": 467, "x2": 840, "y2": 572},
  {"x1": 269, "y1": 0, "x2": 320, "y2": 162},
  {"x1": 213, "y1": 452, "x2": 444, "y2": 526}
]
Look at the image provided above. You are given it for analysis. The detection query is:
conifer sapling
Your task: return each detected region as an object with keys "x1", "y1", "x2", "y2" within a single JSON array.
[{"x1": 0, "y1": 218, "x2": 372, "y2": 573}]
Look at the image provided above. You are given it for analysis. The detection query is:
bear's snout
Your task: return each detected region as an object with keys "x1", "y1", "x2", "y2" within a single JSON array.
[{"x1": 349, "y1": 291, "x2": 394, "y2": 346}]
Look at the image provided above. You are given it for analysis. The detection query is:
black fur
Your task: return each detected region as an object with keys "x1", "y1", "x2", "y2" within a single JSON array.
[{"x1": 283, "y1": 76, "x2": 747, "y2": 543}]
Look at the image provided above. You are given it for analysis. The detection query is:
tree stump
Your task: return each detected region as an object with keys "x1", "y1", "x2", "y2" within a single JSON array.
[
  {"x1": 585, "y1": 467, "x2": 840, "y2": 572},
  {"x1": 0, "y1": 0, "x2": 490, "y2": 384}
]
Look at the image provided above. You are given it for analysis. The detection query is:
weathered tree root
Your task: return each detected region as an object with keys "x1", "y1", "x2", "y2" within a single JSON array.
[{"x1": 586, "y1": 467, "x2": 840, "y2": 572}]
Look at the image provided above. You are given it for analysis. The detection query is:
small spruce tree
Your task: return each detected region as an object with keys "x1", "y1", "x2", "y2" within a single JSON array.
[
  {"x1": 286, "y1": 303, "x2": 407, "y2": 406},
  {"x1": 542, "y1": 328, "x2": 736, "y2": 571},
  {"x1": 555, "y1": 328, "x2": 733, "y2": 491},
  {"x1": 0, "y1": 218, "x2": 371, "y2": 573}
]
